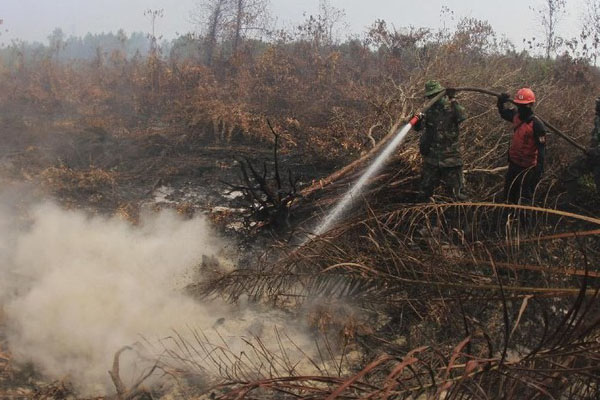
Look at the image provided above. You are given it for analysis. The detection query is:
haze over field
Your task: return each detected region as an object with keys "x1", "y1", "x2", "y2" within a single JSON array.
[
  {"x1": 2, "y1": 0, "x2": 600, "y2": 398},
  {"x1": 0, "y1": 0, "x2": 585, "y2": 48}
]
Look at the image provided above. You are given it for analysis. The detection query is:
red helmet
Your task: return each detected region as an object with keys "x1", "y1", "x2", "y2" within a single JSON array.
[{"x1": 514, "y1": 88, "x2": 535, "y2": 104}]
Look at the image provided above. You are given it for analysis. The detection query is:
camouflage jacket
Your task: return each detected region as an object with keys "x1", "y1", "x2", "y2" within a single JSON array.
[
  {"x1": 592, "y1": 116, "x2": 600, "y2": 147},
  {"x1": 415, "y1": 97, "x2": 467, "y2": 168}
]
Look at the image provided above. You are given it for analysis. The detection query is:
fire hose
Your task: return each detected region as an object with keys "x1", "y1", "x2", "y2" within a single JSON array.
[
  {"x1": 300, "y1": 87, "x2": 587, "y2": 198},
  {"x1": 452, "y1": 87, "x2": 588, "y2": 154}
]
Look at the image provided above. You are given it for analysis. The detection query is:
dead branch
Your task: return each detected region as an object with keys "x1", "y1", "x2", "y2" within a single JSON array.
[
  {"x1": 224, "y1": 120, "x2": 301, "y2": 229},
  {"x1": 109, "y1": 346, "x2": 131, "y2": 398},
  {"x1": 464, "y1": 166, "x2": 508, "y2": 174},
  {"x1": 108, "y1": 346, "x2": 156, "y2": 400},
  {"x1": 366, "y1": 122, "x2": 382, "y2": 149}
]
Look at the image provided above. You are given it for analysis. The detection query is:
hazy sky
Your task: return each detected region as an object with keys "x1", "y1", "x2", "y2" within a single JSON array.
[{"x1": 0, "y1": 0, "x2": 585, "y2": 47}]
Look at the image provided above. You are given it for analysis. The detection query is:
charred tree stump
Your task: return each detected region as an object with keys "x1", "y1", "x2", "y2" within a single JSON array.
[{"x1": 223, "y1": 119, "x2": 300, "y2": 230}]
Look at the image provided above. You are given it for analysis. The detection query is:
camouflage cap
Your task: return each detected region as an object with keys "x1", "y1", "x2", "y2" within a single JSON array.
[{"x1": 425, "y1": 80, "x2": 445, "y2": 97}]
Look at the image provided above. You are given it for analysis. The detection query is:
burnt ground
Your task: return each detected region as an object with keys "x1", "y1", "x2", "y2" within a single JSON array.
[
  {"x1": 0, "y1": 112, "x2": 337, "y2": 398},
  {"x1": 0, "y1": 110, "x2": 335, "y2": 227},
  {"x1": 3, "y1": 110, "x2": 599, "y2": 399}
]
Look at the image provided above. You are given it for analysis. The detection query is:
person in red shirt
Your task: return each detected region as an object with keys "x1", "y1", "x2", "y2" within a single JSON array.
[{"x1": 497, "y1": 88, "x2": 547, "y2": 204}]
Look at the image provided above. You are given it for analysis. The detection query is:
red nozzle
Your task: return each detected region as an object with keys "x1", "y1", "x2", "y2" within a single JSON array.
[{"x1": 409, "y1": 115, "x2": 420, "y2": 126}]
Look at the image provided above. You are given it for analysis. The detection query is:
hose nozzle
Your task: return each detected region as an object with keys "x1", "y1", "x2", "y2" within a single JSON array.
[{"x1": 409, "y1": 113, "x2": 424, "y2": 126}]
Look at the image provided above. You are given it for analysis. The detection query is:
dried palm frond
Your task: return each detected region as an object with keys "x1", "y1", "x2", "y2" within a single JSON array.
[{"x1": 186, "y1": 201, "x2": 600, "y2": 399}]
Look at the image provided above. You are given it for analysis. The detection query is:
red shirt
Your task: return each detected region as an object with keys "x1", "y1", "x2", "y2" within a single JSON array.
[{"x1": 509, "y1": 115, "x2": 539, "y2": 168}]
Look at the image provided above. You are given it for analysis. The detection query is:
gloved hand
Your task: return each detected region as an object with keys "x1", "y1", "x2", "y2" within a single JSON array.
[
  {"x1": 499, "y1": 92, "x2": 511, "y2": 103},
  {"x1": 446, "y1": 88, "x2": 457, "y2": 99}
]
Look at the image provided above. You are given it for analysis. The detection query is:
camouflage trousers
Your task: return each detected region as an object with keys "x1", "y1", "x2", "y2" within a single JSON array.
[
  {"x1": 562, "y1": 156, "x2": 600, "y2": 195},
  {"x1": 420, "y1": 163, "x2": 464, "y2": 200}
]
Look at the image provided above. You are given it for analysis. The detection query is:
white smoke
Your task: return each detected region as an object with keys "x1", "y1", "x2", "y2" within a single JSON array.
[{"x1": 0, "y1": 200, "x2": 315, "y2": 396}]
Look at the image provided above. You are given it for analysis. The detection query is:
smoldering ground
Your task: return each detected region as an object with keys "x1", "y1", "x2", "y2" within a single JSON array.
[{"x1": 0, "y1": 191, "x2": 317, "y2": 396}]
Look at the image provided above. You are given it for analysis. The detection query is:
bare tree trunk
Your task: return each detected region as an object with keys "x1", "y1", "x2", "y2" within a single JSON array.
[
  {"x1": 205, "y1": 0, "x2": 226, "y2": 66},
  {"x1": 233, "y1": 0, "x2": 244, "y2": 55},
  {"x1": 546, "y1": 4, "x2": 555, "y2": 59},
  {"x1": 532, "y1": 0, "x2": 566, "y2": 59}
]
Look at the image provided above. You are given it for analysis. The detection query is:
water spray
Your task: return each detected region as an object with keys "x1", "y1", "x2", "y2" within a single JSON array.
[
  {"x1": 312, "y1": 86, "x2": 587, "y2": 238},
  {"x1": 312, "y1": 90, "x2": 446, "y2": 236},
  {"x1": 313, "y1": 122, "x2": 414, "y2": 236}
]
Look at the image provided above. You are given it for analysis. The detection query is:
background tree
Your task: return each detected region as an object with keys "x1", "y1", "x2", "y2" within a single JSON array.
[
  {"x1": 531, "y1": 0, "x2": 567, "y2": 58},
  {"x1": 144, "y1": 9, "x2": 164, "y2": 94},
  {"x1": 229, "y1": 0, "x2": 270, "y2": 55},
  {"x1": 193, "y1": 0, "x2": 270, "y2": 63},
  {"x1": 296, "y1": 0, "x2": 347, "y2": 48},
  {"x1": 580, "y1": 0, "x2": 600, "y2": 64},
  {"x1": 144, "y1": 9, "x2": 164, "y2": 57},
  {"x1": 48, "y1": 27, "x2": 65, "y2": 59},
  {"x1": 316, "y1": 0, "x2": 346, "y2": 46},
  {"x1": 192, "y1": 0, "x2": 227, "y2": 65}
]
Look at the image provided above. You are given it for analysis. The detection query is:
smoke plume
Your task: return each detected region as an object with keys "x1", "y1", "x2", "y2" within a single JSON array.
[{"x1": 0, "y1": 198, "x2": 311, "y2": 395}]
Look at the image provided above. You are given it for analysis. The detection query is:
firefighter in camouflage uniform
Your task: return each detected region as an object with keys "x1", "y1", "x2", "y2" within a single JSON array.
[
  {"x1": 414, "y1": 80, "x2": 468, "y2": 201},
  {"x1": 564, "y1": 97, "x2": 600, "y2": 195}
]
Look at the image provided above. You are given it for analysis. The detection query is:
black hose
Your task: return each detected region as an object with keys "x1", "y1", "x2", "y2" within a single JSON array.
[{"x1": 451, "y1": 87, "x2": 588, "y2": 154}]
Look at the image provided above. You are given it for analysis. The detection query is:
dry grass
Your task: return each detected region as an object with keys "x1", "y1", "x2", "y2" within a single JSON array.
[
  {"x1": 187, "y1": 200, "x2": 600, "y2": 399},
  {"x1": 2, "y1": 13, "x2": 600, "y2": 400}
]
